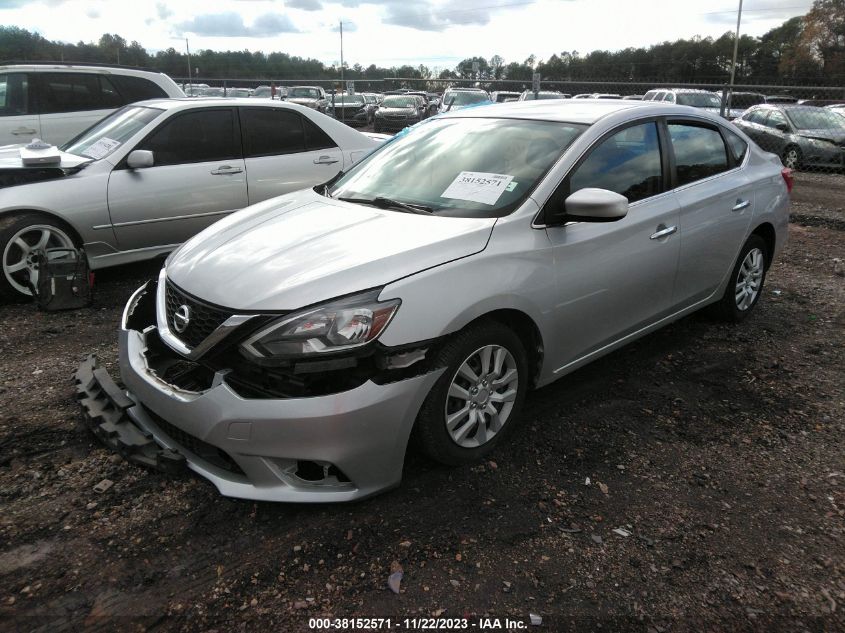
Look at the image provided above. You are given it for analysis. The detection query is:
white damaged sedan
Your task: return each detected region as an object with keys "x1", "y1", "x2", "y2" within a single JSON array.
[{"x1": 77, "y1": 99, "x2": 790, "y2": 502}]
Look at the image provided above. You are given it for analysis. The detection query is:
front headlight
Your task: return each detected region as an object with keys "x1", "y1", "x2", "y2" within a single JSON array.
[{"x1": 240, "y1": 290, "x2": 400, "y2": 359}]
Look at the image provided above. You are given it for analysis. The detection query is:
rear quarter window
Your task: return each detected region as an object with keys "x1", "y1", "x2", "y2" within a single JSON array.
[{"x1": 112, "y1": 75, "x2": 169, "y2": 103}]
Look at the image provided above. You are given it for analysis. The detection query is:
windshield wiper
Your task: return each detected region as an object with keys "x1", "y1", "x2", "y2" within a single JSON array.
[{"x1": 337, "y1": 196, "x2": 434, "y2": 214}]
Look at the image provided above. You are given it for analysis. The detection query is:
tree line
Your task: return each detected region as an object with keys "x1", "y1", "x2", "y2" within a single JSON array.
[{"x1": 1, "y1": 0, "x2": 843, "y2": 87}]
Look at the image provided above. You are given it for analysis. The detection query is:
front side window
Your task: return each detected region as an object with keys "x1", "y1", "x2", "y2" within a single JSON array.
[
  {"x1": 0, "y1": 73, "x2": 29, "y2": 116},
  {"x1": 569, "y1": 122, "x2": 663, "y2": 204},
  {"x1": 329, "y1": 117, "x2": 584, "y2": 218},
  {"x1": 668, "y1": 122, "x2": 729, "y2": 186},
  {"x1": 139, "y1": 108, "x2": 239, "y2": 166},
  {"x1": 37, "y1": 72, "x2": 122, "y2": 114},
  {"x1": 61, "y1": 105, "x2": 163, "y2": 159}
]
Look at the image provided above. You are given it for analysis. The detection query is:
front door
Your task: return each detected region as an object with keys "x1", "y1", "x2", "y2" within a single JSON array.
[
  {"x1": 544, "y1": 121, "x2": 681, "y2": 372},
  {"x1": 107, "y1": 107, "x2": 248, "y2": 251}
]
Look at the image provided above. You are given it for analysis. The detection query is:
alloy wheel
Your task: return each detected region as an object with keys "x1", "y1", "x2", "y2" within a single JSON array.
[
  {"x1": 444, "y1": 344, "x2": 520, "y2": 448},
  {"x1": 735, "y1": 247, "x2": 764, "y2": 311},
  {"x1": 2, "y1": 224, "x2": 74, "y2": 296},
  {"x1": 784, "y1": 148, "x2": 799, "y2": 169}
]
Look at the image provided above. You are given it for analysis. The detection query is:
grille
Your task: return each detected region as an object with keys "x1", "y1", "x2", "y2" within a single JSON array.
[
  {"x1": 164, "y1": 281, "x2": 231, "y2": 349},
  {"x1": 145, "y1": 406, "x2": 245, "y2": 475}
]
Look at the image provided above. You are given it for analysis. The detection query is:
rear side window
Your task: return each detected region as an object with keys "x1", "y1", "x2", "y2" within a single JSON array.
[
  {"x1": 140, "y1": 108, "x2": 239, "y2": 166},
  {"x1": 570, "y1": 122, "x2": 663, "y2": 203},
  {"x1": 241, "y1": 108, "x2": 305, "y2": 157},
  {"x1": 37, "y1": 73, "x2": 124, "y2": 113},
  {"x1": 668, "y1": 123, "x2": 729, "y2": 186},
  {"x1": 0, "y1": 73, "x2": 30, "y2": 116},
  {"x1": 724, "y1": 129, "x2": 748, "y2": 164},
  {"x1": 303, "y1": 115, "x2": 337, "y2": 150},
  {"x1": 111, "y1": 75, "x2": 168, "y2": 102}
]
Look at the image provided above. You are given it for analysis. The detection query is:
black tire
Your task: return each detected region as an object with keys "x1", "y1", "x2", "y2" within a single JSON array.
[
  {"x1": 711, "y1": 234, "x2": 768, "y2": 322},
  {"x1": 373, "y1": 123, "x2": 382, "y2": 133},
  {"x1": 0, "y1": 212, "x2": 78, "y2": 302},
  {"x1": 415, "y1": 320, "x2": 529, "y2": 466},
  {"x1": 782, "y1": 145, "x2": 802, "y2": 170}
]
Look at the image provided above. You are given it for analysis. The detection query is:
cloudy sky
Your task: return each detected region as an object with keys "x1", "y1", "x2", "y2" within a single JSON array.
[{"x1": 1, "y1": 0, "x2": 815, "y2": 70}]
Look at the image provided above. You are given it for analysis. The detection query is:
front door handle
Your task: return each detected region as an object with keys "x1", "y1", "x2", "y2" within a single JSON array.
[
  {"x1": 210, "y1": 165, "x2": 243, "y2": 175},
  {"x1": 650, "y1": 224, "x2": 678, "y2": 240},
  {"x1": 732, "y1": 198, "x2": 751, "y2": 212},
  {"x1": 313, "y1": 155, "x2": 339, "y2": 165},
  {"x1": 12, "y1": 127, "x2": 37, "y2": 136}
]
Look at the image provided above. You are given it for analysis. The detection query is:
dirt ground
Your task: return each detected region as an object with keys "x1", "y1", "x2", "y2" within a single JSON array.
[{"x1": 0, "y1": 172, "x2": 843, "y2": 633}]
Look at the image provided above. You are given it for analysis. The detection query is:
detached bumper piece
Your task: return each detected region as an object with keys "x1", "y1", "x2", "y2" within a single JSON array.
[{"x1": 74, "y1": 355, "x2": 185, "y2": 475}]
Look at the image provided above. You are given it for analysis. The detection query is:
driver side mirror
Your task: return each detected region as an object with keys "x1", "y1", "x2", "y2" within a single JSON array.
[
  {"x1": 545, "y1": 188, "x2": 629, "y2": 225},
  {"x1": 126, "y1": 149, "x2": 154, "y2": 169},
  {"x1": 775, "y1": 122, "x2": 789, "y2": 132}
]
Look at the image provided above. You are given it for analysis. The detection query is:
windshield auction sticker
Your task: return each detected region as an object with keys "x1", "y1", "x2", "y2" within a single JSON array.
[
  {"x1": 441, "y1": 171, "x2": 514, "y2": 205},
  {"x1": 82, "y1": 137, "x2": 121, "y2": 160}
]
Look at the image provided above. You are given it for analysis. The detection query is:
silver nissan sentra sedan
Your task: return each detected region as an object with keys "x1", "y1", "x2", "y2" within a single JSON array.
[{"x1": 77, "y1": 99, "x2": 791, "y2": 502}]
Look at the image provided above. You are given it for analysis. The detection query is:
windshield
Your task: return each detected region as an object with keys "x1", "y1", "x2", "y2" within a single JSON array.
[
  {"x1": 61, "y1": 106, "x2": 163, "y2": 160},
  {"x1": 728, "y1": 93, "x2": 765, "y2": 108},
  {"x1": 335, "y1": 96, "x2": 365, "y2": 105},
  {"x1": 522, "y1": 92, "x2": 565, "y2": 100},
  {"x1": 786, "y1": 107, "x2": 845, "y2": 130},
  {"x1": 382, "y1": 96, "x2": 418, "y2": 108},
  {"x1": 228, "y1": 88, "x2": 250, "y2": 97},
  {"x1": 445, "y1": 91, "x2": 489, "y2": 106},
  {"x1": 328, "y1": 117, "x2": 585, "y2": 218},
  {"x1": 201, "y1": 87, "x2": 224, "y2": 97},
  {"x1": 289, "y1": 87, "x2": 320, "y2": 99},
  {"x1": 253, "y1": 87, "x2": 271, "y2": 97},
  {"x1": 676, "y1": 93, "x2": 721, "y2": 108}
]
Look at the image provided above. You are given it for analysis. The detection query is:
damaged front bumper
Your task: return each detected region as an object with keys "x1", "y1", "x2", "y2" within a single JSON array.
[{"x1": 76, "y1": 279, "x2": 443, "y2": 502}]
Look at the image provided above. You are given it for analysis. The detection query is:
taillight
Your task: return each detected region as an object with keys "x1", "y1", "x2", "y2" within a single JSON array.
[{"x1": 781, "y1": 167, "x2": 793, "y2": 194}]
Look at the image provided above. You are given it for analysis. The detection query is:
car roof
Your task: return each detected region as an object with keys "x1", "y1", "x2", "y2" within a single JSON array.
[
  {"x1": 0, "y1": 62, "x2": 168, "y2": 78},
  {"x1": 133, "y1": 97, "x2": 318, "y2": 111},
  {"x1": 438, "y1": 98, "x2": 666, "y2": 124}
]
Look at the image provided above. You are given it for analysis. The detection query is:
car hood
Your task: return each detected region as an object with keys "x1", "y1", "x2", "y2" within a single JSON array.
[
  {"x1": 797, "y1": 128, "x2": 845, "y2": 145},
  {"x1": 166, "y1": 189, "x2": 496, "y2": 311},
  {"x1": 0, "y1": 145, "x2": 92, "y2": 188}
]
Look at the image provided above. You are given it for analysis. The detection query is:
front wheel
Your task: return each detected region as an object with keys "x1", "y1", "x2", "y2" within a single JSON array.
[
  {"x1": 1, "y1": 212, "x2": 77, "y2": 302},
  {"x1": 712, "y1": 235, "x2": 768, "y2": 322},
  {"x1": 415, "y1": 320, "x2": 529, "y2": 466}
]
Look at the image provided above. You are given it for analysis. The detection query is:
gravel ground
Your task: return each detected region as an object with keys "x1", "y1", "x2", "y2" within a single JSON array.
[{"x1": 0, "y1": 172, "x2": 843, "y2": 632}]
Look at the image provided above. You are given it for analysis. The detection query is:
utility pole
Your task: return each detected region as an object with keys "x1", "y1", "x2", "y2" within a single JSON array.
[
  {"x1": 340, "y1": 20, "x2": 345, "y2": 94},
  {"x1": 186, "y1": 38, "x2": 193, "y2": 96},
  {"x1": 723, "y1": 0, "x2": 743, "y2": 118}
]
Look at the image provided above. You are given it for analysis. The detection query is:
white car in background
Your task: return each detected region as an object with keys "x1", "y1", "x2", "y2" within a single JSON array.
[
  {"x1": 0, "y1": 63, "x2": 184, "y2": 146},
  {"x1": 0, "y1": 98, "x2": 383, "y2": 300}
]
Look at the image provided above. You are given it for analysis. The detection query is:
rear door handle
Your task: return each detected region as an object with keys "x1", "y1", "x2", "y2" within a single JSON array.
[
  {"x1": 210, "y1": 165, "x2": 243, "y2": 175},
  {"x1": 313, "y1": 156, "x2": 339, "y2": 165},
  {"x1": 650, "y1": 224, "x2": 677, "y2": 240},
  {"x1": 12, "y1": 127, "x2": 37, "y2": 136},
  {"x1": 732, "y1": 199, "x2": 751, "y2": 212}
]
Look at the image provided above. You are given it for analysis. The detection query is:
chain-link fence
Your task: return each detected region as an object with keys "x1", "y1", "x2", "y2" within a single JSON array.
[{"x1": 174, "y1": 75, "x2": 845, "y2": 174}]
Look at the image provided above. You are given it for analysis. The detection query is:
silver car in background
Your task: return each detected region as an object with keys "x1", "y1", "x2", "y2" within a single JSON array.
[
  {"x1": 0, "y1": 98, "x2": 382, "y2": 300},
  {"x1": 79, "y1": 99, "x2": 790, "y2": 502}
]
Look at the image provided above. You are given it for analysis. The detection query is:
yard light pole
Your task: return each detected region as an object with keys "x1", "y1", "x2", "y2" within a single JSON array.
[
  {"x1": 723, "y1": 0, "x2": 743, "y2": 118},
  {"x1": 339, "y1": 20, "x2": 345, "y2": 94},
  {"x1": 185, "y1": 38, "x2": 193, "y2": 96}
]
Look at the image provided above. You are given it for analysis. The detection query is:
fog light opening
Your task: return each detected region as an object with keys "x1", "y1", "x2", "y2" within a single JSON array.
[{"x1": 295, "y1": 460, "x2": 351, "y2": 484}]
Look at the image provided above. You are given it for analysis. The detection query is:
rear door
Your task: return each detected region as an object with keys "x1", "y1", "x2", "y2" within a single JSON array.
[
  {"x1": 107, "y1": 107, "x2": 248, "y2": 251},
  {"x1": 0, "y1": 72, "x2": 40, "y2": 145},
  {"x1": 239, "y1": 106, "x2": 343, "y2": 204},
  {"x1": 35, "y1": 72, "x2": 125, "y2": 145},
  {"x1": 668, "y1": 119, "x2": 754, "y2": 307}
]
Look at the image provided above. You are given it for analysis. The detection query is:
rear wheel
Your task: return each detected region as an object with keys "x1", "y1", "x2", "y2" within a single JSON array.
[
  {"x1": 415, "y1": 320, "x2": 529, "y2": 466},
  {"x1": 782, "y1": 146, "x2": 801, "y2": 170},
  {"x1": 712, "y1": 235, "x2": 768, "y2": 322},
  {"x1": 0, "y1": 213, "x2": 77, "y2": 301}
]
